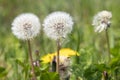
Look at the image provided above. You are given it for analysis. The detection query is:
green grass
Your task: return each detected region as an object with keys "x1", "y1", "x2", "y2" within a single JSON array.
[{"x1": 0, "y1": 0, "x2": 120, "y2": 80}]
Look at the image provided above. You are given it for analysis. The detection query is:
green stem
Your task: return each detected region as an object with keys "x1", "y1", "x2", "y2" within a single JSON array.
[
  {"x1": 105, "y1": 29, "x2": 111, "y2": 61},
  {"x1": 27, "y1": 40, "x2": 37, "y2": 80}
]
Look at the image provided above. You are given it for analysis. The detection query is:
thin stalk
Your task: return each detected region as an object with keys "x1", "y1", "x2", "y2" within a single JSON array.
[
  {"x1": 103, "y1": 71, "x2": 109, "y2": 80},
  {"x1": 56, "y1": 39, "x2": 60, "y2": 73},
  {"x1": 27, "y1": 40, "x2": 37, "y2": 80},
  {"x1": 105, "y1": 29, "x2": 111, "y2": 61}
]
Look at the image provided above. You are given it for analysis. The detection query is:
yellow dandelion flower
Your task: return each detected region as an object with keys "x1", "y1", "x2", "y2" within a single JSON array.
[
  {"x1": 41, "y1": 48, "x2": 79, "y2": 63},
  {"x1": 54, "y1": 48, "x2": 79, "y2": 57},
  {"x1": 41, "y1": 53, "x2": 55, "y2": 63}
]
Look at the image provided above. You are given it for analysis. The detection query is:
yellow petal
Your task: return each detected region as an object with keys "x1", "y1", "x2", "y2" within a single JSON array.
[{"x1": 41, "y1": 48, "x2": 80, "y2": 63}]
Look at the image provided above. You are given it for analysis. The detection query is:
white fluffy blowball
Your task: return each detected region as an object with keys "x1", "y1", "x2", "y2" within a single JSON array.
[
  {"x1": 12, "y1": 13, "x2": 41, "y2": 40},
  {"x1": 92, "y1": 10, "x2": 112, "y2": 33},
  {"x1": 43, "y1": 11, "x2": 74, "y2": 40}
]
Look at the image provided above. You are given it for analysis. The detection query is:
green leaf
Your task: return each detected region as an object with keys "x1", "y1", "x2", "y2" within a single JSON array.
[
  {"x1": 48, "y1": 72, "x2": 59, "y2": 80},
  {"x1": 15, "y1": 59, "x2": 25, "y2": 67},
  {"x1": 84, "y1": 64, "x2": 103, "y2": 80},
  {"x1": 95, "y1": 64, "x2": 109, "y2": 72},
  {"x1": 109, "y1": 57, "x2": 120, "y2": 69},
  {"x1": 0, "y1": 67, "x2": 8, "y2": 78},
  {"x1": 40, "y1": 72, "x2": 59, "y2": 80},
  {"x1": 0, "y1": 67, "x2": 5, "y2": 72}
]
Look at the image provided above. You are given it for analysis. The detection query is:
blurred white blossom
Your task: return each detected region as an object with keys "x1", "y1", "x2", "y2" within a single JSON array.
[
  {"x1": 43, "y1": 11, "x2": 73, "y2": 40},
  {"x1": 12, "y1": 13, "x2": 41, "y2": 40},
  {"x1": 59, "y1": 56, "x2": 70, "y2": 67},
  {"x1": 92, "y1": 10, "x2": 112, "y2": 32},
  {"x1": 59, "y1": 57, "x2": 71, "y2": 80}
]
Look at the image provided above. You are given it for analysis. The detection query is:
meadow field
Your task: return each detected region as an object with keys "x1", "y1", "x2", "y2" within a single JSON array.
[{"x1": 0, "y1": 0, "x2": 120, "y2": 80}]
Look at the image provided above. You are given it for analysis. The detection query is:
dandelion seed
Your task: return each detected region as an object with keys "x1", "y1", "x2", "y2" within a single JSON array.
[
  {"x1": 43, "y1": 11, "x2": 73, "y2": 73},
  {"x1": 43, "y1": 11, "x2": 73, "y2": 40},
  {"x1": 92, "y1": 11, "x2": 112, "y2": 61},
  {"x1": 12, "y1": 13, "x2": 41, "y2": 40},
  {"x1": 92, "y1": 10, "x2": 112, "y2": 33},
  {"x1": 11, "y1": 13, "x2": 41, "y2": 80},
  {"x1": 59, "y1": 57, "x2": 71, "y2": 80}
]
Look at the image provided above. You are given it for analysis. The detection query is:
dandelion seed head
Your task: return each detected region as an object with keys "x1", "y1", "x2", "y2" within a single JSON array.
[
  {"x1": 59, "y1": 57, "x2": 71, "y2": 80},
  {"x1": 59, "y1": 56, "x2": 70, "y2": 67},
  {"x1": 12, "y1": 13, "x2": 41, "y2": 40},
  {"x1": 43, "y1": 11, "x2": 73, "y2": 40},
  {"x1": 92, "y1": 10, "x2": 112, "y2": 32}
]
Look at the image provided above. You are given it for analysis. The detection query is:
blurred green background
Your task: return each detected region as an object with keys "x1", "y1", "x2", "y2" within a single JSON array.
[{"x1": 0, "y1": 0, "x2": 120, "y2": 80}]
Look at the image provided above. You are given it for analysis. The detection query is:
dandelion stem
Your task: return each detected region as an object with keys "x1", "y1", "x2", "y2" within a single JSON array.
[
  {"x1": 56, "y1": 39, "x2": 60, "y2": 73},
  {"x1": 27, "y1": 40, "x2": 37, "y2": 80},
  {"x1": 105, "y1": 29, "x2": 111, "y2": 61}
]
